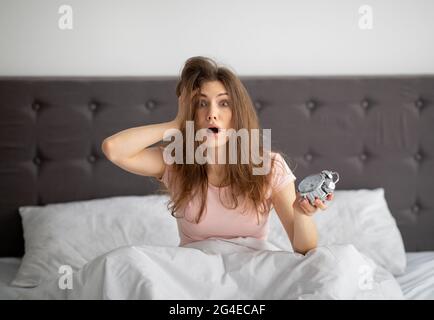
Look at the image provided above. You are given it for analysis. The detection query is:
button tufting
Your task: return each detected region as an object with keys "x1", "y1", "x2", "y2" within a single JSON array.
[
  {"x1": 414, "y1": 152, "x2": 423, "y2": 161},
  {"x1": 411, "y1": 204, "x2": 420, "y2": 214},
  {"x1": 254, "y1": 101, "x2": 263, "y2": 111},
  {"x1": 32, "y1": 102, "x2": 41, "y2": 111},
  {"x1": 359, "y1": 153, "x2": 368, "y2": 161},
  {"x1": 304, "y1": 153, "x2": 313, "y2": 161},
  {"x1": 306, "y1": 100, "x2": 316, "y2": 110},
  {"x1": 145, "y1": 100, "x2": 156, "y2": 110},
  {"x1": 360, "y1": 99, "x2": 370, "y2": 109},
  {"x1": 87, "y1": 155, "x2": 96, "y2": 163},
  {"x1": 33, "y1": 157, "x2": 41, "y2": 165},
  {"x1": 89, "y1": 102, "x2": 97, "y2": 111},
  {"x1": 414, "y1": 99, "x2": 424, "y2": 109}
]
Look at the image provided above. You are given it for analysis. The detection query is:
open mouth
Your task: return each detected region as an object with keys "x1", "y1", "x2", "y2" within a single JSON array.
[{"x1": 207, "y1": 127, "x2": 220, "y2": 134}]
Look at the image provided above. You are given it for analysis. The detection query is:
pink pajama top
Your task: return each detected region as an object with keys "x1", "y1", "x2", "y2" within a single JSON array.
[{"x1": 158, "y1": 152, "x2": 296, "y2": 246}]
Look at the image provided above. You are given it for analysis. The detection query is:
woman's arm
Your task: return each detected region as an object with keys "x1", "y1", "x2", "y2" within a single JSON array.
[
  {"x1": 101, "y1": 120, "x2": 179, "y2": 161},
  {"x1": 271, "y1": 181, "x2": 330, "y2": 255},
  {"x1": 102, "y1": 90, "x2": 186, "y2": 161},
  {"x1": 101, "y1": 94, "x2": 186, "y2": 178},
  {"x1": 292, "y1": 205, "x2": 318, "y2": 255},
  {"x1": 101, "y1": 120, "x2": 180, "y2": 179}
]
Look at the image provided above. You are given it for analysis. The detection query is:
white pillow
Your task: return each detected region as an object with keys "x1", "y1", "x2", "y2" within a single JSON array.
[
  {"x1": 12, "y1": 195, "x2": 179, "y2": 287},
  {"x1": 268, "y1": 188, "x2": 407, "y2": 275}
]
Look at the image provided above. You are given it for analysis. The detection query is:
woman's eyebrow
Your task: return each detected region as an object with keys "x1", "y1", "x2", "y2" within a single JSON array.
[{"x1": 200, "y1": 92, "x2": 229, "y2": 98}]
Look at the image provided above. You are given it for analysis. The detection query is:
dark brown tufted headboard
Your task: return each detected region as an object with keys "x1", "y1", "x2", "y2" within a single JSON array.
[{"x1": 0, "y1": 76, "x2": 433, "y2": 257}]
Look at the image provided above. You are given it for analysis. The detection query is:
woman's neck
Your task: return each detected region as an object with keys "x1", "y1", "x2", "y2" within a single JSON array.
[
  {"x1": 205, "y1": 145, "x2": 228, "y2": 184},
  {"x1": 207, "y1": 163, "x2": 225, "y2": 176}
]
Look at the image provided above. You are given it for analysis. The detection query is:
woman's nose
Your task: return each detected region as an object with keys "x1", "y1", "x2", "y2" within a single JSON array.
[{"x1": 206, "y1": 105, "x2": 218, "y2": 121}]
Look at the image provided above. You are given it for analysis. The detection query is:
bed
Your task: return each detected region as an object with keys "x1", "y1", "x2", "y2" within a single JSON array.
[
  {"x1": 1, "y1": 252, "x2": 434, "y2": 300},
  {"x1": 0, "y1": 76, "x2": 433, "y2": 299}
]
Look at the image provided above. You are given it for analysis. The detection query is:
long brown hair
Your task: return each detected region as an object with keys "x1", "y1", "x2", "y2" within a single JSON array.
[{"x1": 159, "y1": 56, "x2": 289, "y2": 225}]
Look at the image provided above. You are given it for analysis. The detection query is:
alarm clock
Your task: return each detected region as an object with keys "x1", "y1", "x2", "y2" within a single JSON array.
[{"x1": 297, "y1": 170, "x2": 340, "y2": 206}]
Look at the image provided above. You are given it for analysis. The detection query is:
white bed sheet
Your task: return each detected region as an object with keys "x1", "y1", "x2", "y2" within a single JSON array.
[
  {"x1": 395, "y1": 252, "x2": 434, "y2": 300},
  {"x1": 0, "y1": 258, "x2": 26, "y2": 300},
  {"x1": 1, "y1": 252, "x2": 433, "y2": 300}
]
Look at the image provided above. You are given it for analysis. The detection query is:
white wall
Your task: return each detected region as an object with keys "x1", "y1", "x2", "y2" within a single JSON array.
[{"x1": 1, "y1": 0, "x2": 433, "y2": 76}]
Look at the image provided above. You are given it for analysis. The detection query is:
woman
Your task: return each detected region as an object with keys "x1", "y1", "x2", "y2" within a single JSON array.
[{"x1": 101, "y1": 56, "x2": 333, "y2": 255}]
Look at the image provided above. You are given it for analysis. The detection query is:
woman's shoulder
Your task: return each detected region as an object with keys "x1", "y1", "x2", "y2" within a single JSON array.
[
  {"x1": 269, "y1": 151, "x2": 281, "y2": 159},
  {"x1": 268, "y1": 151, "x2": 297, "y2": 185},
  {"x1": 268, "y1": 151, "x2": 288, "y2": 168}
]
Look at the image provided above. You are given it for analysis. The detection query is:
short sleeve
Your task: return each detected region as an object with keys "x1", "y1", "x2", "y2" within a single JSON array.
[
  {"x1": 271, "y1": 152, "x2": 296, "y2": 193},
  {"x1": 157, "y1": 163, "x2": 169, "y2": 186},
  {"x1": 157, "y1": 146, "x2": 170, "y2": 188}
]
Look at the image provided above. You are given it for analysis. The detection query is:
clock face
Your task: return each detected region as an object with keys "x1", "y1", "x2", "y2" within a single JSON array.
[{"x1": 298, "y1": 174, "x2": 324, "y2": 193}]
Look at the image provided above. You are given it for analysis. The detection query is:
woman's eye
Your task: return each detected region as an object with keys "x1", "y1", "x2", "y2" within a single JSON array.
[{"x1": 199, "y1": 100, "x2": 229, "y2": 107}]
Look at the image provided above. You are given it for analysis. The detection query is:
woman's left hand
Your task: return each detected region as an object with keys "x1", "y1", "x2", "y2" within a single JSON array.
[{"x1": 293, "y1": 193, "x2": 334, "y2": 216}]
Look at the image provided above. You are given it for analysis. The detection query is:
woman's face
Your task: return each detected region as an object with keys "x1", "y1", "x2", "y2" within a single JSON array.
[{"x1": 195, "y1": 80, "x2": 233, "y2": 148}]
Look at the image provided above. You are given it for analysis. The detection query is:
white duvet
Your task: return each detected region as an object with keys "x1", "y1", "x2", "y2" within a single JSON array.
[{"x1": 17, "y1": 237, "x2": 404, "y2": 300}]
